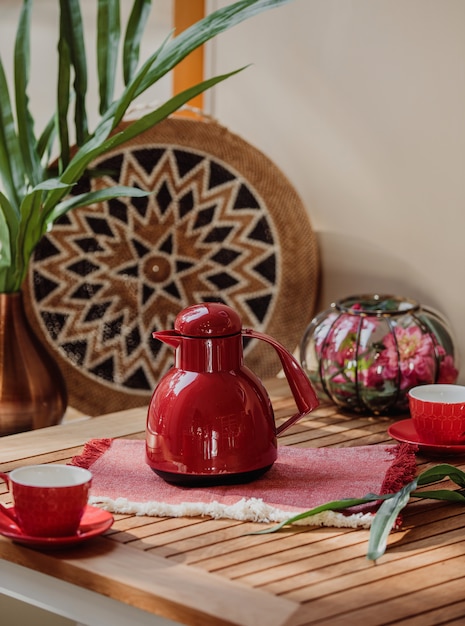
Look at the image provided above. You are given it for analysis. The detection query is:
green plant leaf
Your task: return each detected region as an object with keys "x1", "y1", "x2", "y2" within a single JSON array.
[
  {"x1": 0, "y1": 221, "x2": 12, "y2": 292},
  {"x1": 57, "y1": 9, "x2": 72, "y2": 171},
  {"x1": 0, "y1": 57, "x2": 23, "y2": 209},
  {"x1": 37, "y1": 114, "x2": 57, "y2": 163},
  {"x1": 412, "y1": 489, "x2": 465, "y2": 503},
  {"x1": 13, "y1": 179, "x2": 73, "y2": 291},
  {"x1": 14, "y1": 0, "x2": 41, "y2": 187},
  {"x1": 97, "y1": 0, "x2": 121, "y2": 114},
  {"x1": 0, "y1": 192, "x2": 15, "y2": 267},
  {"x1": 110, "y1": 32, "x2": 173, "y2": 130},
  {"x1": 416, "y1": 464, "x2": 465, "y2": 488},
  {"x1": 33, "y1": 179, "x2": 72, "y2": 192},
  {"x1": 134, "y1": 0, "x2": 294, "y2": 99},
  {"x1": 59, "y1": 0, "x2": 88, "y2": 144},
  {"x1": 123, "y1": 0, "x2": 152, "y2": 84},
  {"x1": 47, "y1": 185, "x2": 150, "y2": 224},
  {"x1": 13, "y1": 189, "x2": 43, "y2": 291},
  {"x1": 106, "y1": 69, "x2": 246, "y2": 151},
  {"x1": 0, "y1": 191, "x2": 23, "y2": 292},
  {"x1": 366, "y1": 478, "x2": 419, "y2": 562},
  {"x1": 0, "y1": 190, "x2": 20, "y2": 229},
  {"x1": 42, "y1": 117, "x2": 115, "y2": 214}
]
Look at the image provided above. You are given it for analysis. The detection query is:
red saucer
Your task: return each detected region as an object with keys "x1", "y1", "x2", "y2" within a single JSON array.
[
  {"x1": 388, "y1": 419, "x2": 465, "y2": 455},
  {"x1": 0, "y1": 504, "x2": 113, "y2": 548}
]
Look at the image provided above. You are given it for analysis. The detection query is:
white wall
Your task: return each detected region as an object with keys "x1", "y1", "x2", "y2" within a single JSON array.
[{"x1": 209, "y1": 0, "x2": 465, "y2": 381}]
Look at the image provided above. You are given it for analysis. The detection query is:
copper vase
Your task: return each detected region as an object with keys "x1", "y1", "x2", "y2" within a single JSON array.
[{"x1": 0, "y1": 292, "x2": 67, "y2": 435}]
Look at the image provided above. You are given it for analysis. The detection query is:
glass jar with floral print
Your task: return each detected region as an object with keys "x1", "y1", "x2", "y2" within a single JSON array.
[{"x1": 300, "y1": 294, "x2": 458, "y2": 414}]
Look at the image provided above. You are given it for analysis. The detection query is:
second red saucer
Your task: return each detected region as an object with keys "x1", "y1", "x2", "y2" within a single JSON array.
[{"x1": 388, "y1": 419, "x2": 465, "y2": 456}]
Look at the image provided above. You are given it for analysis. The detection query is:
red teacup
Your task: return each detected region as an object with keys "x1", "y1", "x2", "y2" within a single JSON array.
[
  {"x1": 408, "y1": 384, "x2": 465, "y2": 445},
  {"x1": 0, "y1": 464, "x2": 92, "y2": 537}
]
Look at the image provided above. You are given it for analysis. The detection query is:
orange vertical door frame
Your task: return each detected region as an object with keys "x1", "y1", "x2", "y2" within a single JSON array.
[{"x1": 173, "y1": 0, "x2": 206, "y2": 113}]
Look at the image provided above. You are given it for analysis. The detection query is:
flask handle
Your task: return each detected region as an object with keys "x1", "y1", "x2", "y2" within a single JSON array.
[{"x1": 242, "y1": 329, "x2": 319, "y2": 435}]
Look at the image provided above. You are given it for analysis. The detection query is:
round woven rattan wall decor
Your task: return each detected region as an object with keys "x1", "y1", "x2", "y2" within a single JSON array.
[{"x1": 23, "y1": 115, "x2": 320, "y2": 416}]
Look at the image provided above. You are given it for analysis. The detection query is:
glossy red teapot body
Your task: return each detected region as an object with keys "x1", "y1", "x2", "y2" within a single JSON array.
[{"x1": 146, "y1": 303, "x2": 319, "y2": 486}]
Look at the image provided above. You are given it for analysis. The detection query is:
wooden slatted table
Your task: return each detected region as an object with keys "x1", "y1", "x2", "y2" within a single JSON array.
[{"x1": 1, "y1": 378, "x2": 465, "y2": 626}]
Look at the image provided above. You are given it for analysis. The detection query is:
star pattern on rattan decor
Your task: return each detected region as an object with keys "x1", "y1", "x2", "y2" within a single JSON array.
[{"x1": 27, "y1": 144, "x2": 279, "y2": 395}]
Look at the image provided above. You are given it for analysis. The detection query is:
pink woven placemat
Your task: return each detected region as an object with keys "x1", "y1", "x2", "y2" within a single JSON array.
[{"x1": 71, "y1": 440, "x2": 416, "y2": 528}]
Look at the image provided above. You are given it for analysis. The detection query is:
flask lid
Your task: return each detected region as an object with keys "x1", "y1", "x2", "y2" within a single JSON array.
[{"x1": 174, "y1": 303, "x2": 242, "y2": 337}]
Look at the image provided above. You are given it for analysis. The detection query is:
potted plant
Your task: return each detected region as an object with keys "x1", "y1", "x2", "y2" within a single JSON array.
[{"x1": 0, "y1": 0, "x2": 294, "y2": 435}]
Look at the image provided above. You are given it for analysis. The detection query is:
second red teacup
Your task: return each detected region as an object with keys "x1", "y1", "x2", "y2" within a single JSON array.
[
  {"x1": 408, "y1": 384, "x2": 465, "y2": 445},
  {"x1": 0, "y1": 464, "x2": 92, "y2": 537}
]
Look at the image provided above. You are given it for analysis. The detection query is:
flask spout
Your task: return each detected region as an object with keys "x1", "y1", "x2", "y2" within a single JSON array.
[{"x1": 152, "y1": 330, "x2": 182, "y2": 349}]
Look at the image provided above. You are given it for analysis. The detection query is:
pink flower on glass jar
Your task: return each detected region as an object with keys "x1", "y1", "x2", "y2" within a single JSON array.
[
  {"x1": 377, "y1": 326, "x2": 436, "y2": 389},
  {"x1": 437, "y1": 353, "x2": 459, "y2": 383},
  {"x1": 360, "y1": 358, "x2": 386, "y2": 389},
  {"x1": 326, "y1": 316, "x2": 377, "y2": 364}
]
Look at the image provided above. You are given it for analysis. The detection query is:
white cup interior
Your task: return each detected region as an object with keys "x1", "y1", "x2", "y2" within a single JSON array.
[
  {"x1": 10, "y1": 464, "x2": 92, "y2": 487},
  {"x1": 409, "y1": 384, "x2": 465, "y2": 404}
]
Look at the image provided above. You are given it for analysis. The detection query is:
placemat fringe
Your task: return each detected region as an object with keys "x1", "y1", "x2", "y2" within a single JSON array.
[
  {"x1": 89, "y1": 494, "x2": 376, "y2": 528},
  {"x1": 72, "y1": 438, "x2": 113, "y2": 468},
  {"x1": 380, "y1": 442, "x2": 418, "y2": 494}
]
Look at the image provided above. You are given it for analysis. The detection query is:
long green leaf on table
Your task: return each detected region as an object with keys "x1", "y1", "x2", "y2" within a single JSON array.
[
  {"x1": 416, "y1": 464, "x2": 465, "y2": 488},
  {"x1": 245, "y1": 462, "x2": 465, "y2": 562},
  {"x1": 367, "y1": 464, "x2": 465, "y2": 562},
  {"x1": 413, "y1": 489, "x2": 465, "y2": 503},
  {"x1": 366, "y1": 478, "x2": 419, "y2": 562}
]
